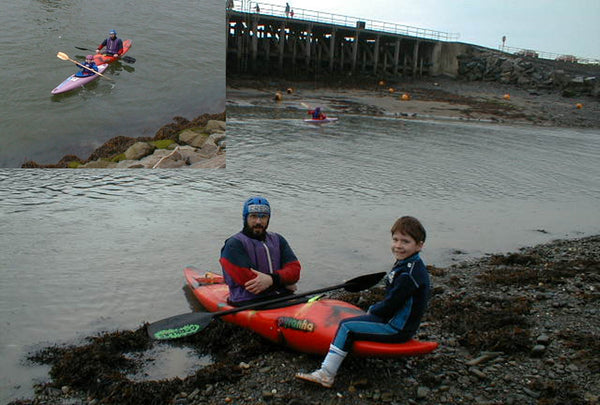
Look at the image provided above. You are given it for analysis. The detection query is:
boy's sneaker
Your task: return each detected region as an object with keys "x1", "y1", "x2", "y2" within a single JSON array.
[{"x1": 295, "y1": 368, "x2": 334, "y2": 388}]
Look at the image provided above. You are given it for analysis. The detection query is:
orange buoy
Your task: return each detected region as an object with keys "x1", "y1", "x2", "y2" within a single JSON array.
[
  {"x1": 576, "y1": 103, "x2": 583, "y2": 109},
  {"x1": 274, "y1": 91, "x2": 282, "y2": 101},
  {"x1": 286, "y1": 88, "x2": 294, "y2": 94},
  {"x1": 503, "y1": 94, "x2": 511, "y2": 100},
  {"x1": 378, "y1": 80, "x2": 385, "y2": 86},
  {"x1": 388, "y1": 87, "x2": 395, "y2": 93},
  {"x1": 401, "y1": 93, "x2": 411, "y2": 101}
]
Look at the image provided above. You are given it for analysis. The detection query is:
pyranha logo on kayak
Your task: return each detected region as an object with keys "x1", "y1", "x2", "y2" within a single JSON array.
[{"x1": 277, "y1": 317, "x2": 315, "y2": 332}]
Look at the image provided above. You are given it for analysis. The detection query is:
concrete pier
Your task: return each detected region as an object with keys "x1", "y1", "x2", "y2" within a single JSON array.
[{"x1": 226, "y1": 2, "x2": 461, "y2": 79}]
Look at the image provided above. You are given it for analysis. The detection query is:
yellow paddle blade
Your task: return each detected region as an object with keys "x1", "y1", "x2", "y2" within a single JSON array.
[{"x1": 56, "y1": 52, "x2": 69, "y2": 61}]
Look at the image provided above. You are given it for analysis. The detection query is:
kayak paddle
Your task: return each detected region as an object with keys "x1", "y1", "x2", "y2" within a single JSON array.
[
  {"x1": 56, "y1": 52, "x2": 114, "y2": 81},
  {"x1": 147, "y1": 271, "x2": 386, "y2": 340},
  {"x1": 74, "y1": 47, "x2": 136, "y2": 63}
]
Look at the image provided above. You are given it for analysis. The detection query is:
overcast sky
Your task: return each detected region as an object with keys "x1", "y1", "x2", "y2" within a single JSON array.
[{"x1": 241, "y1": 0, "x2": 600, "y2": 59}]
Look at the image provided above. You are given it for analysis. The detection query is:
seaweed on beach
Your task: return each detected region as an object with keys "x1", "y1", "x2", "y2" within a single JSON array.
[
  {"x1": 557, "y1": 329, "x2": 600, "y2": 373},
  {"x1": 25, "y1": 322, "x2": 257, "y2": 404},
  {"x1": 488, "y1": 252, "x2": 543, "y2": 266},
  {"x1": 476, "y1": 258, "x2": 600, "y2": 287},
  {"x1": 428, "y1": 293, "x2": 532, "y2": 353},
  {"x1": 532, "y1": 378, "x2": 585, "y2": 405},
  {"x1": 28, "y1": 327, "x2": 150, "y2": 390}
]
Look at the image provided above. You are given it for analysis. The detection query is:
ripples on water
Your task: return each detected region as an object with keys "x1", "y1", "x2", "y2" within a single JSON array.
[{"x1": 227, "y1": 108, "x2": 600, "y2": 203}]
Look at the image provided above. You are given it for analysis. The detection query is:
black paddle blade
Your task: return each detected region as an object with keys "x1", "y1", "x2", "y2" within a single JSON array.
[
  {"x1": 343, "y1": 272, "x2": 386, "y2": 292},
  {"x1": 75, "y1": 46, "x2": 94, "y2": 51},
  {"x1": 147, "y1": 311, "x2": 213, "y2": 340},
  {"x1": 122, "y1": 56, "x2": 136, "y2": 63}
]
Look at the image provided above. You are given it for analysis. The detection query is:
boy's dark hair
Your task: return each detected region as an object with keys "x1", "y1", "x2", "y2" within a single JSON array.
[{"x1": 391, "y1": 216, "x2": 426, "y2": 243}]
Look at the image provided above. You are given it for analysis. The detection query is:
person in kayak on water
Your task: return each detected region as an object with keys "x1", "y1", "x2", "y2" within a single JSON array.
[
  {"x1": 219, "y1": 196, "x2": 301, "y2": 306},
  {"x1": 296, "y1": 216, "x2": 431, "y2": 388},
  {"x1": 308, "y1": 107, "x2": 327, "y2": 120},
  {"x1": 96, "y1": 29, "x2": 123, "y2": 57},
  {"x1": 74, "y1": 55, "x2": 98, "y2": 77}
]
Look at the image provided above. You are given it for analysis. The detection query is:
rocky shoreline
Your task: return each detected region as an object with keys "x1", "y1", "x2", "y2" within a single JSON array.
[
  {"x1": 22, "y1": 112, "x2": 226, "y2": 169},
  {"x1": 10, "y1": 235, "x2": 599, "y2": 404}
]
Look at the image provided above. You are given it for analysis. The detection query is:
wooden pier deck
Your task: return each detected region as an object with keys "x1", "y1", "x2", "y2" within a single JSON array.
[{"x1": 226, "y1": 2, "x2": 461, "y2": 79}]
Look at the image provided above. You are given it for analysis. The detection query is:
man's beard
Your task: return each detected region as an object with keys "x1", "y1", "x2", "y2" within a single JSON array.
[{"x1": 242, "y1": 222, "x2": 268, "y2": 240}]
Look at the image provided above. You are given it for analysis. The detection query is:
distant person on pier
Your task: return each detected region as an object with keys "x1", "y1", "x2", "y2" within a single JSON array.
[
  {"x1": 290, "y1": 9, "x2": 294, "y2": 18},
  {"x1": 308, "y1": 107, "x2": 327, "y2": 120},
  {"x1": 285, "y1": 2, "x2": 290, "y2": 16},
  {"x1": 226, "y1": 0, "x2": 234, "y2": 9},
  {"x1": 96, "y1": 29, "x2": 123, "y2": 58},
  {"x1": 255, "y1": 3, "x2": 260, "y2": 12}
]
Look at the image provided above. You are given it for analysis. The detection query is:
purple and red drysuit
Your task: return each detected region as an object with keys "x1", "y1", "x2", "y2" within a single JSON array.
[{"x1": 219, "y1": 230, "x2": 301, "y2": 305}]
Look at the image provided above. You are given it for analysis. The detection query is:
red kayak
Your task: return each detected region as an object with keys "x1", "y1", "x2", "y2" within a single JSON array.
[
  {"x1": 184, "y1": 267, "x2": 438, "y2": 357},
  {"x1": 93, "y1": 39, "x2": 133, "y2": 65}
]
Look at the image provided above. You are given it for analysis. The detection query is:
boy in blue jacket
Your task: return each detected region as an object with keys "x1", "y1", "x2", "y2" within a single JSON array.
[
  {"x1": 296, "y1": 216, "x2": 431, "y2": 388},
  {"x1": 74, "y1": 55, "x2": 98, "y2": 77}
]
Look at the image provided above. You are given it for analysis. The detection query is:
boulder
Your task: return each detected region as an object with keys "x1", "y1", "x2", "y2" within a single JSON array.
[
  {"x1": 153, "y1": 158, "x2": 187, "y2": 169},
  {"x1": 179, "y1": 129, "x2": 203, "y2": 144},
  {"x1": 190, "y1": 134, "x2": 210, "y2": 148},
  {"x1": 204, "y1": 120, "x2": 226, "y2": 134},
  {"x1": 197, "y1": 138, "x2": 218, "y2": 157},
  {"x1": 80, "y1": 160, "x2": 117, "y2": 168},
  {"x1": 209, "y1": 132, "x2": 226, "y2": 144},
  {"x1": 115, "y1": 159, "x2": 142, "y2": 168},
  {"x1": 178, "y1": 149, "x2": 208, "y2": 165},
  {"x1": 189, "y1": 153, "x2": 226, "y2": 168},
  {"x1": 124, "y1": 142, "x2": 155, "y2": 160}
]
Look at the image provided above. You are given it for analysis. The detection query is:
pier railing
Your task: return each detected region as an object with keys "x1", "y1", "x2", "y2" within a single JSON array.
[
  {"x1": 229, "y1": 1, "x2": 460, "y2": 42},
  {"x1": 498, "y1": 45, "x2": 599, "y2": 65}
]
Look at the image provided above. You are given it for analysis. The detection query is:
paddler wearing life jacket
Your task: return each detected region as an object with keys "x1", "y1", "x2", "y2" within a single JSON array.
[
  {"x1": 74, "y1": 55, "x2": 98, "y2": 77},
  {"x1": 220, "y1": 196, "x2": 301, "y2": 306},
  {"x1": 308, "y1": 107, "x2": 327, "y2": 120},
  {"x1": 296, "y1": 216, "x2": 432, "y2": 388},
  {"x1": 96, "y1": 29, "x2": 124, "y2": 57}
]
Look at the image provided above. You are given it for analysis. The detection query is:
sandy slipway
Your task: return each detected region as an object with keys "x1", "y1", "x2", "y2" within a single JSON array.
[
  {"x1": 22, "y1": 112, "x2": 226, "y2": 169},
  {"x1": 11, "y1": 235, "x2": 599, "y2": 405}
]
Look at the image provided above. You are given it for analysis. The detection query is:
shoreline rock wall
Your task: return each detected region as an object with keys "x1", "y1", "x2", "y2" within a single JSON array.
[
  {"x1": 22, "y1": 111, "x2": 226, "y2": 169},
  {"x1": 457, "y1": 47, "x2": 600, "y2": 98}
]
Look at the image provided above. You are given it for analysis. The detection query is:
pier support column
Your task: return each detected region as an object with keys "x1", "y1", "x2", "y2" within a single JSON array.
[
  {"x1": 373, "y1": 35, "x2": 380, "y2": 75},
  {"x1": 329, "y1": 29, "x2": 336, "y2": 72},
  {"x1": 431, "y1": 41, "x2": 442, "y2": 76},
  {"x1": 251, "y1": 16, "x2": 259, "y2": 72},
  {"x1": 393, "y1": 38, "x2": 401, "y2": 76},
  {"x1": 278, "y1": 21, "x2": 286, "y2": 72},
  {"x1": 305, "y1": 25, "x2": 312, "y2": 67},
  {"x1": 351, "y1": 31, "x2": 359, "y2": 72},
  {"x1": 292, "y1": 33, "x2": 297, "y2": 70},
  {"x1": 412, "y1": 40, "x2": 420, "y2": 78}
]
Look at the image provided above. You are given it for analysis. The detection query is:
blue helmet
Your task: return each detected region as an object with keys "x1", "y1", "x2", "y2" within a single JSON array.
[
  {"x1": 109, "y1": 29, "x2": 117, "y2": 35},
  {"x1": 243, "y1": 196, "x2": 270, "y2": 223}
]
